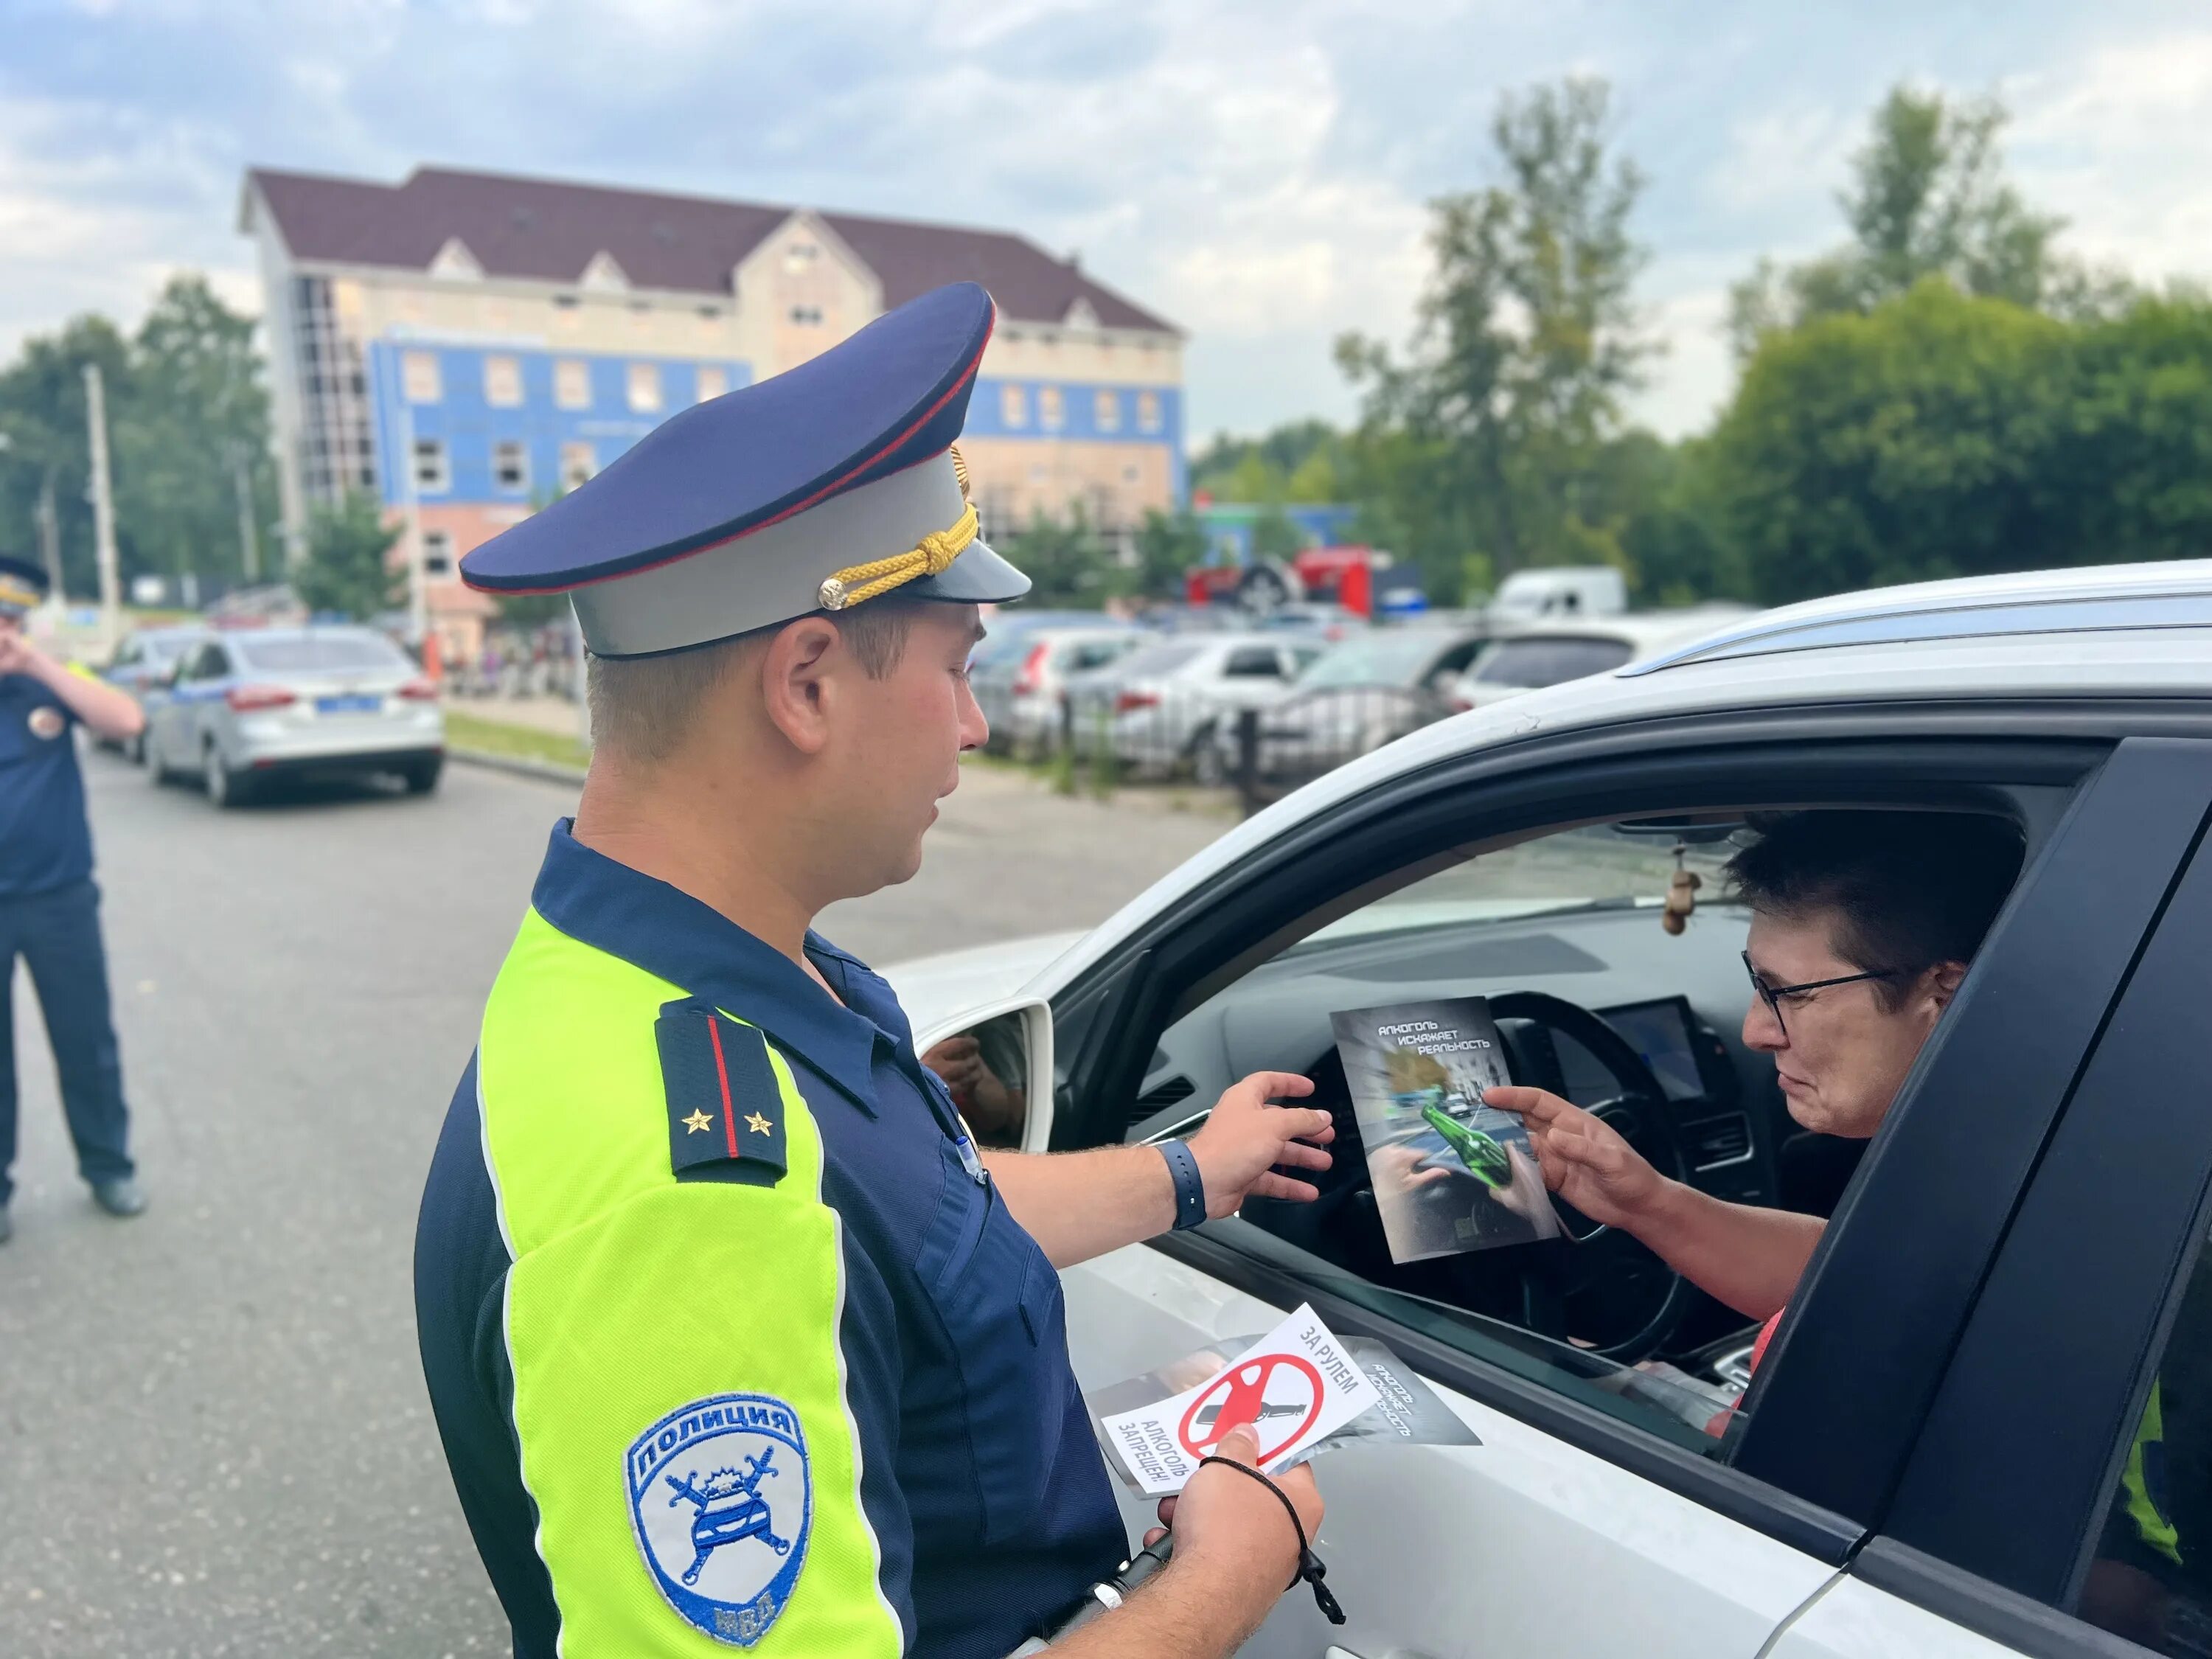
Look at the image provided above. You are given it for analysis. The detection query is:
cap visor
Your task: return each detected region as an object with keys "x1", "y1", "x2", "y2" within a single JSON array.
[{"x1": 902, "y1": 537, "x2": 1032, "y2": 605}]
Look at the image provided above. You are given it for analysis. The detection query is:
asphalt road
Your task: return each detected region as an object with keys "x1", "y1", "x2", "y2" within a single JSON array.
[{"x1": 0, "y1": 747, "x2": 1223, "y2": 1657}]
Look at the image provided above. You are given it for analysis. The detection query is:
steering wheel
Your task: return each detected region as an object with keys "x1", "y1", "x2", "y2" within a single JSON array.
[{"x1": 1485, "y1": 992, "x2": 1694, "y2": 1362}]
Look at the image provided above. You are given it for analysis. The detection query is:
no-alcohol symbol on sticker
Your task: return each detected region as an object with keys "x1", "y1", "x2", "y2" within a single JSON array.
[{"x1": 1178, "y1": 1352, "x2": 1325, "y2": 1464}]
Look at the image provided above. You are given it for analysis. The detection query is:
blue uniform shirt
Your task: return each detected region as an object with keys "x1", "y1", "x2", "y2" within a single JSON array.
[
  {"x1": 416, "y1": 823, "x2": 1126, "y2": 1658},
  {"x1": 0, "y1": 671, "x2": 92, "y2": 900}
]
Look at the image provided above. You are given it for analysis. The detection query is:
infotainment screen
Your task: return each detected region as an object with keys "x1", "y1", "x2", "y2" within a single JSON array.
[{"x1": 1600, "y1": 998, "x2": 1705, "y2": 1102}]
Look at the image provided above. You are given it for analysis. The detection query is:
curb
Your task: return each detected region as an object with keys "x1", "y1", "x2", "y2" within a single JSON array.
[{"x1": 448, "y1": 746, "x2": 589, "y2": 787}]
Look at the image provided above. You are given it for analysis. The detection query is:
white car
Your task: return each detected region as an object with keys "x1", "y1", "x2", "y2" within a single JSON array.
[
  {"x1": 1450, "y1": 605, "x2": 1756, "y2": 711},
  {"x1": 1065, "y1": 635, "x2": 1323, "y2": 778},
  {"x1": 146, "y1": 625, "x2": 445, "y2": 807},
  {"x1": 971, "y1": 625, "x2": 1142, "y2": 759},
  {"x1": 890, "y1": 560, "x2": 2212, "y2": 1659}
]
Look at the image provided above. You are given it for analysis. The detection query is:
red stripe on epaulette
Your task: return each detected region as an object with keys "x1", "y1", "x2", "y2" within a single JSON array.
[{"x1": 708, "y1": 1015, "x2": 738, "y2": 1159}]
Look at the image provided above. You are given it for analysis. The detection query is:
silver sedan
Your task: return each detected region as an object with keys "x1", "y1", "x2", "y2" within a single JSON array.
[{"x1": 145, "y1": 627, "x2": 445, "y2": 807}]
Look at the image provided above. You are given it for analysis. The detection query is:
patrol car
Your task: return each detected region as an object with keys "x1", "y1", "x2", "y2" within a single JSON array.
[{"x1": 891, "y1": 560, "x2": 2212, "y2": 1659}]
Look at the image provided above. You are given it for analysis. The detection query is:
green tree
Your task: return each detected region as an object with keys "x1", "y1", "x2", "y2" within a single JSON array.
[
  {"x1": 115, "y1": 276, "x2": 279, "y2": 587},
  {"x1": 1705, "y1": 280, "x2": 2072, "y2": 603},
  {"x1": 294, "y1": 492, "x2": 404, "y2": 620},
  {"x1": 1001, "y1": 507, "x2": 1117, "y2": 605},
  {"x1": 0, "y1": 316, "x2": 132, "y2": 598},
  {"x1": 1131, "y1": 508, "x2": 1207, "y2": 599},
  {"x1": 1189, "y1": 420, "x2": 1349, "y2": 503},
  {"x1": 1728, "y1": 86, "x2": 2110, "y2": 357},
  {"x1": 1337, "y1": 77, "x2": 1654, "y2": 598},
  {"x1": 0, "y1": 274, "x2": 276, "y2": 599}
]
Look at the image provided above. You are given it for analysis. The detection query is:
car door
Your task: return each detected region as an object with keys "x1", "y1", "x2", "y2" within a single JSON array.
[
  {"x1": 1769, "y1": 781, "x2": 2212, "y2": 1659},
  {"x1": 1045, "y1": 727, "x2": 2212, "y2": 1659}
]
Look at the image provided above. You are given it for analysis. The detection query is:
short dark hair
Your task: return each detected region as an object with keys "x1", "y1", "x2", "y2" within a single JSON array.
[
  {"x1": 1725, "y1": 811, "x2": 2025, "y2": 1006},
  {"x1": 585, "y1": 597, "x2": 924, "y2": 763}
]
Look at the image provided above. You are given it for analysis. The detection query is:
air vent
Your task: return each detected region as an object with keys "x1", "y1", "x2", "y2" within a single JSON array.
[
  {"x1": 1684, "y1": 1114, "x2": 1753, "y2": 1172},
  {"x1": 1135, "y1": 1075, "x2": 1196, "y2": 1111},
  {"x1": 1128, "y1": 1074, "x2": 1197, "y2": 1131}
]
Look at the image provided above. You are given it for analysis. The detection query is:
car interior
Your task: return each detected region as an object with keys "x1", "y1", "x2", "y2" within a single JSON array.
[{"x1": 1043, "y1": 785, "x2": 2056, "y2": 1454}]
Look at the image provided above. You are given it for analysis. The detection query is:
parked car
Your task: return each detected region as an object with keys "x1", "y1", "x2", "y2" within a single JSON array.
[
  {"x1": 1450, "y1": 607, "x2": 1756, "y2": 711},
  {"x1": 888, "y1": 560, "x2": 2212, "y2": 1659},
  {"x1": 1248, "y1": 602, "x2": 1366, "y2": 641},
  {"x1": 145, "y1": 625, "x2": 444, "y2": 807},
  {"x1": 973, "y1": 625, "x2": 1143, "y2": 758},
  {"x1": 99, "y1": 625, "x2": 206, "y2": 762},
  {"x1": 1200, "y1": 624, "x2": 1491, "y2": 787},
  {"x1": 1065, "y1": 635, "x2": 1323, "y2": 778}
]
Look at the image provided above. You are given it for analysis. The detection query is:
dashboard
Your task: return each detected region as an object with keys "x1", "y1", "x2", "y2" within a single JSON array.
[{"x1": 1135, "y1": 901, "x2": 1794, "y2": 1217}]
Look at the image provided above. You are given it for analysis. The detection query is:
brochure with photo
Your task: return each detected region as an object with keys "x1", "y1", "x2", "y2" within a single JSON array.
[{"x1": 1331, "y1": 996, "x2": 1562, "y2": 1264}]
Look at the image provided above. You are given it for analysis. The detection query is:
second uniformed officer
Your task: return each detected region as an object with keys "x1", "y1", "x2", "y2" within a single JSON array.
[
  {"x1": 415, "y1": 283, "x2": 1340, "y2": 1658},
  {"x1": 0, "y1": 555, "x2": 150, "y2": 1241}
]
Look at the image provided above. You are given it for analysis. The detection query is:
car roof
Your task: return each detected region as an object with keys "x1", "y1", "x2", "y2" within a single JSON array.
[{"x1": 1030, "y1": 561, "x2": 2212, "y2": 987}]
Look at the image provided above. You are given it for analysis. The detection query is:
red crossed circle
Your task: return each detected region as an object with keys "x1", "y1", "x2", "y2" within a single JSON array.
[{"x1": 1178, "y1": 1352, "x2": 1325, "y2": 1464}]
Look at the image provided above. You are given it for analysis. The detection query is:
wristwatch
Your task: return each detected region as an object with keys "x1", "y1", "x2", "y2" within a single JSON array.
[{"x1": 1157, "y1": 1139, "x2": 1207, "y2": 1231}]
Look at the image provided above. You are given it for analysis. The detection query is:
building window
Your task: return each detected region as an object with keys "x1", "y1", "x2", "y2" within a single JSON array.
[
  {"x1": 1124, "y1": 464, "x2": 1141, "y2": 484},
  {"x1": 560, "y1": 442, "x2": 597, "y2": 492},
  {"x1": 402, "y1": 350, "x2": 442, "y2": 404},
  {"x1": 554, "y1": 359, "x2": 591, "y2": 411},
  {"x1": 412, "y1": 438, "x2": 449, "y2": 493},
  {"x1": 785, "y1": 243, "x2": 818, "y2": 273},
  {"x1": 1137, "y1": 391, "x2": 1162, "y2": 434},
  {"x1": 420, "y1": 529, "x2": 454, "y2": 579},
  {"x1": 1095, "y1": 389, "x2": 1121, "y2": 433},
  {"x1": 1038, "y1": 386, "x2": 1065, "y2": 432},
  {"x1": 627, "y1": 362, "x2": 662, "y2": 413},
  {"x1": 789, "y1": 305, "x2": 824, "y2": 326},
  {"x1": 493, "y1": 439, "x2": 530, "y2": 492},
  {"x1": 696, "y1": 366, "x2": 728, "y2": 403},
  {"x1": 1001, "y1": 384, "x2": 1027, "y2": 428},
  {"x1": 484, "y1": 355, "x2": 524, "y2": 408}
]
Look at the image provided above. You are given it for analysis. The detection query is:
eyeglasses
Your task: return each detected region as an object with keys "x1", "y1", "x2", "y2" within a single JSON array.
[{"x1": 1741, "y1": 950, "x2": 1908, "y2": 1039}]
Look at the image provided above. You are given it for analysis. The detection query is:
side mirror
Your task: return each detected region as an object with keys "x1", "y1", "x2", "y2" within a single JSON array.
[{"x1": 913, "y1": 995, "x2": 1055, "y2": 1152}]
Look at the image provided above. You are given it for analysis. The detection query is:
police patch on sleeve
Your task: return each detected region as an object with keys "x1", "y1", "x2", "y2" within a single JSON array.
[{"x1": 628, "y1": 1393, "x2": 813, "y2": 1648}]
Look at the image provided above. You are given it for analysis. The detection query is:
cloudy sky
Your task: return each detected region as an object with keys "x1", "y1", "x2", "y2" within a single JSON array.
[{"x1": 6, "y1": 0, "x2": 2212, "y2": 444}]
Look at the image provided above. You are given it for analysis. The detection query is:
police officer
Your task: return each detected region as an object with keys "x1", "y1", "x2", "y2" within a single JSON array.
[
  {"x1": 414, "y1": 284, "x2": 1340, "y2": 1658},
  {"x1": 0, "y1": 554, "x2": 150, "y2": 1242}
]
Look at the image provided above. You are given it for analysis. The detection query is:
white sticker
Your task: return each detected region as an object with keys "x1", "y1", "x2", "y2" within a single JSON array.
[{"x1": 1096, "y1": 1304, "x2": 1381, "y2": 1495}]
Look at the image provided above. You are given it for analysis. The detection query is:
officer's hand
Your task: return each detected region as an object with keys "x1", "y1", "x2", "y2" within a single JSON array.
[
  {"x1": 1150, "y1": 1425, "x2": 1323, "y2": 1601},
  {"x1": 0, "y1": 629, "x2": 37, "y2": 677},
  {"x1": 1188, "y1": 1073, "x2": 1331, "y2": 1216},
  {"x1": 1484, "y1": 1085, "x2": 1665, "y2": 1230}
]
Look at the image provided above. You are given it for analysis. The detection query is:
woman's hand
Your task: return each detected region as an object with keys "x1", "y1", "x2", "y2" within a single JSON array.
[{"x1": 1484, "y1": 1086, "x2": 1667, "y2": 1231}]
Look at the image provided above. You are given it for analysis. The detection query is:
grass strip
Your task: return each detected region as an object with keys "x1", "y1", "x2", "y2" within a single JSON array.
[{"x1": 444, "y1": 709, "x2": 591, "y2": 772}]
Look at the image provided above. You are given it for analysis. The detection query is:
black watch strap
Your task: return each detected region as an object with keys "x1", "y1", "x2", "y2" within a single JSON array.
[{"x1": 1158, "y1": 1139, "x2": 1207, "y2": 1231}]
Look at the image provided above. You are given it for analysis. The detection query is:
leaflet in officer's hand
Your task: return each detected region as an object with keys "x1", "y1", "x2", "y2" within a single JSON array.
[
  {"x1": 1332, "y1": 996, "x2": 1563, "y2": 1265},
  {"x1": 1088, "y1": 1305, "x2": 1390, "y2": 1497}
]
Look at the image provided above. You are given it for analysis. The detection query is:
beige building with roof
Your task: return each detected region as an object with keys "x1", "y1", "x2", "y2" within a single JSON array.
[{"x1": 237, "y1": 166, "x2": 1185, "y2": 653}]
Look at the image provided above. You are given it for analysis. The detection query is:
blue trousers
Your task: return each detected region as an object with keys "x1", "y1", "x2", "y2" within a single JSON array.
[{"x1": 0, "y1": 879, "x2": 136, "y2": 1206}]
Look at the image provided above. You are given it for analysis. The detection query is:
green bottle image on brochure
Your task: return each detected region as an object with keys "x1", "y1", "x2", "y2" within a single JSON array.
[{"x1": 1422, "y1": 1102, "x2": 1512, "y2": 1188}]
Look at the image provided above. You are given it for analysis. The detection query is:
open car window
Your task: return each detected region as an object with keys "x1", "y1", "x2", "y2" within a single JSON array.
[{"x1": 1128, "y1": 818, "x2": 1761, "y2": 1454}]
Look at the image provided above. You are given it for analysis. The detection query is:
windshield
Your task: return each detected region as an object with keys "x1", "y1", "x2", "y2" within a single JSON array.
[
  {"x1": 1290, "y1": 821, "x2": 1741, "y2": 952},
  {"x1": 1297, "y1": 633, "x2": 1451, "y2": 690},
  {"x1": 235, "y1": 635, "x2": 409, "y2": 675},
  {"x1": 1473, "y1": 635, "x2": 1635, "y2": 687}
]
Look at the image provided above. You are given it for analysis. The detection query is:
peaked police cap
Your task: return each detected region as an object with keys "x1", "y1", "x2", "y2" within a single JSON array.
[
  {"x1": 0, "y1": 554, "x2": 49, "y2": 618},
  {"x1": 459, "y1": 281, "x2": 1029, "y2": 658}
]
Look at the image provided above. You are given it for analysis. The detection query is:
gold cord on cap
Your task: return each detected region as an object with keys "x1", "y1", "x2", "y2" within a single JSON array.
[{"x1": 818, "y1": 448, "x2": 977, "y2": 611}]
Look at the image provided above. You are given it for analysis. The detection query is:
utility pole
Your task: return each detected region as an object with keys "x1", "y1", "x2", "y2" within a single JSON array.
[
  {"x1": 35, "y1": 467, "x2": 61, "y2": 601},
  {"x1": 82, "y1": 364, "x2": 121, "y2": 647},
  {"x1": 229, "y1": 445, "x2": 261, "y2": 582}
]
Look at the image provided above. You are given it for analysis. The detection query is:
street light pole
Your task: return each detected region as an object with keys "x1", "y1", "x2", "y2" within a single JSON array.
[
  {"x1": 82, "y1": 363, "x2": 122, "y2": 648},
  {"x1": 229, "y1": 444, "x2": 261, "y2": 582}
]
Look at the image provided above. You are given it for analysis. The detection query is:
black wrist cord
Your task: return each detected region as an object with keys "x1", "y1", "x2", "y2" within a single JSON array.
[{"x1": 1195, "y1": 1455, "x2": 1346, "y2": 1626}]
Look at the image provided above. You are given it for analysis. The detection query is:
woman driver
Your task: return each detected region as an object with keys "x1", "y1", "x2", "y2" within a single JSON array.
[{"x1": 1488, "y1": 810, "x2": 2024, "y2": 1371}]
